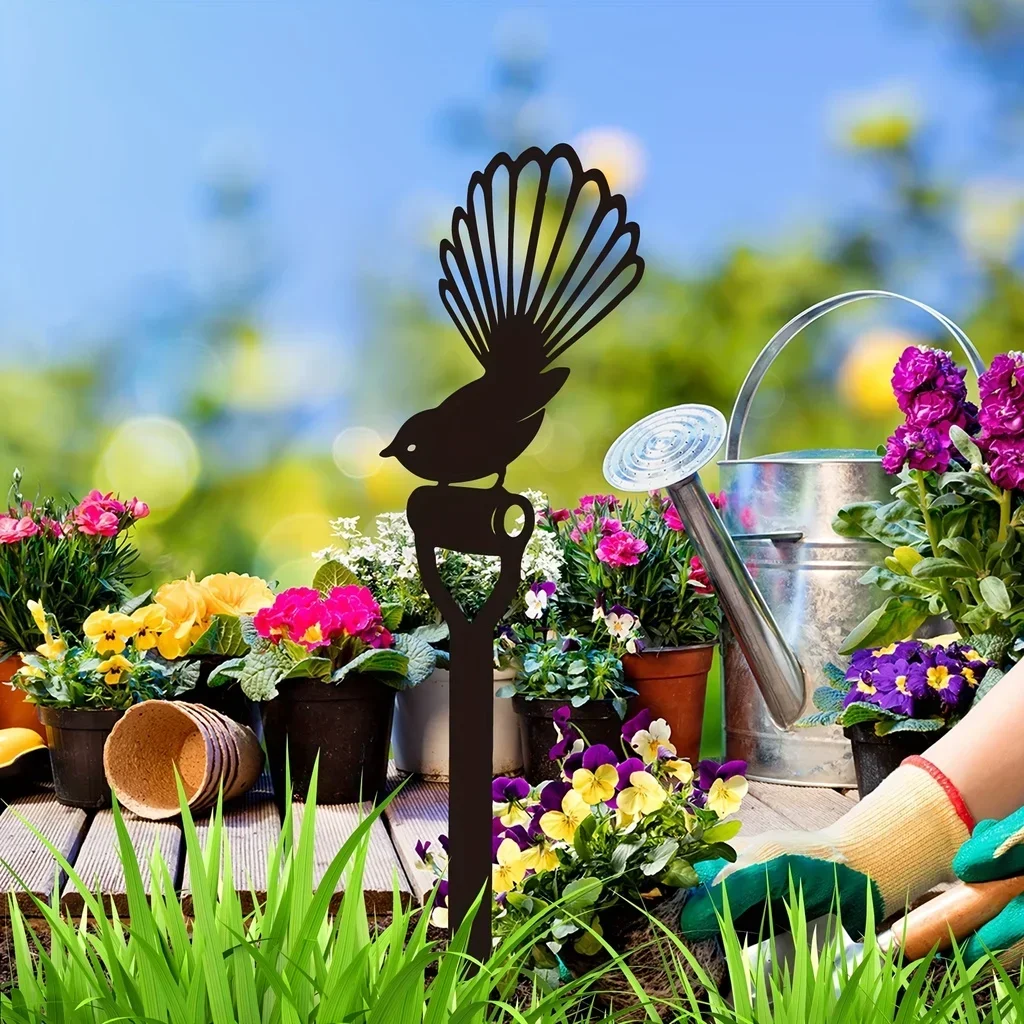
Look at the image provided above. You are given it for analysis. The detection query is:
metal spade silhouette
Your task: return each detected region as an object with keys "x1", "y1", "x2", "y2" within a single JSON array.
[{"x1": 382, "y1": 143, "x2": 644, "y2": 963}]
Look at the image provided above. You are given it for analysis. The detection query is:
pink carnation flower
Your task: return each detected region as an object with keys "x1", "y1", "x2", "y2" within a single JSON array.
[
  {"x1": 126, "y1": 497, "x2": 150, "y2": 519},
  {"x1": 596, "y1": 529, "x2": 648, "y2": 568},
  {"x1": 575, "y1": 494, "x2": 619, "y2": 514},
  {"x1": 0, "y1": 515, "x2": 40, "y2": 544},
  {"x1": 73, "y1": 502, "x2": 121, "y2": 537},
  {"x1": 663, "y1": 505, "x2": 685, "y2": 532},
  {"x1": 688, "y1": 556, "x2": 713, "y2": 595}
]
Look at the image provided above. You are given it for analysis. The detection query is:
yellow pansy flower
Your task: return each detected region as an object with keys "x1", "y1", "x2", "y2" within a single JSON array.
[
  {"x1": 630, "y1": 718, "x2": 676, "y2": 764},
  {"x1": 27, "y1": 600, "x2": 48, "y2": 635},
  {"x1": 663, "y1": 759, "x2": 694, "y2": 785},
  {"x1": 706, "y1": 775, "x2": 749, "y2": 818},
  {"x1": 83, "y1": 609, "x2": 140, "y2": 654},
  {"x1": 492, "y1": 837, "x2": 527, "y2": 893},
  {"x1": 130, "y1": 604, "x2": 170, "y2": 651},
  {"x1": 493, "y1": 801, "x2": 532, "y2": 828},
  {"x1": 520, "y1": 841, "x2": 559, "y2": 874},
  {"x1": 97, "y1": 654, "x2": 133, "y2": 686},
  {"x1": 27, "y1": 599, "x2": 67, "y2": 660},
  {"x1": 614, "y1": 807, "x2": 640, "y2": 832},
  {"x1": 617, "y1": 771, "x2": 667, "y2": 817},
  {"x1": 572, "y1": 764, "x2": 618, "y2": 805},
  {"x1": 199, "y1": 572, "x2": 275, "y2": 616},
  {"x1": 539, "y1": 790, "x2": 591, "y2": 842}
]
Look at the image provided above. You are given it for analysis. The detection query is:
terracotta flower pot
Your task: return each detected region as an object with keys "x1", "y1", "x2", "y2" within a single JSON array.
[
  {"x1": 261, "y1": 676, "x2": 395, "y2": 803},
  {"x1": 0, "y1": 656, "x2": 47, "y2": 741},
  {"x1": 392, "y1": 667, "x2": 523, "y2": 781},
  {"x1": 844, "y1": 722, "x2": 947, "y2": 797},
  {"x1": 512, "y1": 695, "x2": 625, "y2": 784},
  {"x1": 38, "y1": 706, "x2": 124, "y2": 809},
  {"x1": 622, "y1": 644, "x2": 715, "y2": 763}
]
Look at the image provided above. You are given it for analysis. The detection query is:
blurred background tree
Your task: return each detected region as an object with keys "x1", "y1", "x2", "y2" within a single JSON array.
[{"x1": 2, "y1": 0, "x2": 1022, "y2": 591}]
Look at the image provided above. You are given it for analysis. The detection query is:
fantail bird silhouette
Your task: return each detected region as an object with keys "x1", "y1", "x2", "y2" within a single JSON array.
[{"x1": 380, "y1": 143, "x2": 645, "y2": 486}]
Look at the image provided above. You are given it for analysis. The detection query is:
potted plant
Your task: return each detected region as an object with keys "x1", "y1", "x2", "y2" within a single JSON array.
[
  {"x1": 499, "y1": 633, "x2": 638, "y2": 783},
  {"x1": 316, "y1": 493, "x2": 562, "y2": 780},
  {"x1": 537, "y1": 493, "x2": 720, "y2": 763},
  {"x1": 219, "y1": 560, "x2": 438, "y2": 802},
  {"x1": 415, "y1": 703, "x2": 748, "y2": 996},
  {"x1": 147, "y1": 570, "x2": 275, "y2": 726},
  {"x1": 798, "y1": 638, "x2": 1001, "y2": 795},
  {"x1": 9, "y1": 599, "x2": 198, "y2": 807},
  {"x1": 0, "y1": 473, "x2": 148, "y2": 738},
  {"x1": 834, "y1": 345, "x2": 1024, "y2": 663}
]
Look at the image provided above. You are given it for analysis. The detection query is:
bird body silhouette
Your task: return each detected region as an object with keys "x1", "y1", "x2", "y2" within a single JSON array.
[{"x1": 380, "y1": 144, "x2": 644, "y2": 486}]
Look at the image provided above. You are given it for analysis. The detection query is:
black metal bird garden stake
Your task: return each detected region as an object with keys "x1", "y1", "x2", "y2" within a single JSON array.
[{"x1": 382, "y1": 143, "x2": 644, "y2": 964}]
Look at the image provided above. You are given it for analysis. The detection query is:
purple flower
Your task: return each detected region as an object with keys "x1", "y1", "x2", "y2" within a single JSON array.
[
  {"x1": 616, "y1": 756, "x2": 647, "y2": 791},
  {"x1": 987, "y1": 437, "x2": 1024, "y2": 489},
  {"x1": 438, "y1": 834, "x2": 449, "y2": 853},
  {"x1": 882, "y1": 424, "x2": 951, "y2": 475},
  {"x1": 980, "y1": 353, "x2": 1024, "y2": 404},
  {"x1": 582, "y1": 744, "x2": 619, "y2": 771},
  {"x1": 548, "y1": 705, "x2": 580, "y2": 761},
  {"x1": 562, "y1": 750, "x2": 585, "y2": 779},
  {"x1": 622, "y1": 707, "x2": 653, "y2": 743},
  {"x1": 892, "y1": 347, "x2": 967, "y2": 410},
  {"x1": 906, "y1": 388, "x2": 961, "y2": 428},
  {"x1": 538, "y1": 780, "x2": 570, "y2": 811},
  {"x1": 415, "y1": 839, "x2": 432, "y2": 862},
  {"x1": 491, "y1": 776, "x2": 531, "y2": 803},
  {"x1": 433, "y1": 879, "x2": 448, "y2": 908},
  {"x1": 980, "y1": 397, "x2": 1024, "y2": 439},
  {"x1": 696, "y1": 759, "x2": 748, "y2": 794},
  {"x1": 560, "y1": 636, "x2": 581, "y2": 654}
]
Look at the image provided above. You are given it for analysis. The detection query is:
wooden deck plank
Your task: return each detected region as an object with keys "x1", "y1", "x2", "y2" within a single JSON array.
[
  {"x1": 292, "y1": 801, "x2": 410, "y2": 914},
  {"x1": 0, "y1": 793, "x2": 89, "y2": 916},
  {"x1": 61, "y1": 812, "x2": 182, "y2": 916},
  {"x1": 181, "y1": 771, "x2": 281, "y2": 916},
  {"x1": 384, "y1": 770, "x2": 447, "y2": 904},
  {"x1": 747, "y1": 781, "x2": 855, "y2": 831},
  {"x1": 732, "y1": 788, "x2": 798, "y2": 835}
]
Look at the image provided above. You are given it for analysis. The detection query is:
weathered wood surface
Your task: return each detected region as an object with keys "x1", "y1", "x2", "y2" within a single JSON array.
[
  {"x1": 385, "y1": 768, "x2": 448, "y2": 903},
  {"x1": 0, "y1": 793, "x2": 88, "y2": 913}
]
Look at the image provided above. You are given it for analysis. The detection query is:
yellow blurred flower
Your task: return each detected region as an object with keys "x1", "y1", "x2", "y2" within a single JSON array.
[
  {"x1": 617, "y1": 771, "x2": 667, "y2": 817},
  {"x1": 706, "y1": 775, "x2": 748, "y2": 818},
  {"x1": 83, "y1": 609, "x2": 140, "y2": 655},
  {"x1": 199, "y1": 572, "x2": 274, "y2": 616},
  {"x1": 838, "y1": 329, "x2": 916, "y2": 416},
  {"x1": 571, "y1": 764, "x2": 618, "y2": 805},
  {"x1": 539, "y1": 790, "x2": 591, "y2": 842},
  {"x1": 27, "y1": 599, "x2": 67, "y2": 660},
  {"x1": 97, "y1": 654, "x2": 133, "y2": 686},
  {"x1": 492, "y1": 837, "x2": 527, "y2": 893},
  {"x1": 154, "y1": 574, "x2": 210, "y2": 659},
  {"x1": 130, "y1": 604, "x2": 171, "y2": 652}
]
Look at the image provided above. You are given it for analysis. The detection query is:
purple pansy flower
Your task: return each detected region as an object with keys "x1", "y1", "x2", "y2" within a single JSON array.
[
  {"x1": 549, "y1": 705, "x2": 580, "y2": 761},
  {"x1": 562, "y1": 750, "x2": 585, "y2": 780},
  {"x1": 582, "y1": 744, "x2": 619, "y2": 771},
  {"x1": 560, "y1": 635, "x2": 581, "y2": 654},
  {"x1": 622, "y1": 707, "x2": 653, "y2": 744},
  {"x1": 491, "y1": 776, "x2": 531, "y2": 803},
  {"x1": 615, "y1": 756, "x2": 647, "y2": 791},
  {"x1": 415, "y1": 839, "x2": 432, "y2": 863},
  {"x1": 538, "y1": 780, "x2": 570, "y2": 811},
  {"x1": 696, "y1": 759, "x2": 748, "y2": 793}
]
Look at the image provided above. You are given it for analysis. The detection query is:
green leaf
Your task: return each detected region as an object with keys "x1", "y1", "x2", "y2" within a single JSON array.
[
  {"x1": 911, "y1": 557, "x2": 976, "y2": 579},
  {"x1": 188, "y1": 614, "x2": 251, "y2": 657},
  {"x1": 330, "y1": 647, "x2": 409, "y2": 685},
  {"x1": 312, "y1": 560, "x2": 360, "y2": 596},
  {"x1": 980, "y1": 575, "x2": 1012, "y2": 614},
  {"x1": 380, "y1": 602, "x2": 404, "y2": 632},
  {"x1": 972, "y1": 667, "x2": 1005, "y2": 706},
  {"x1": 660, "y1": 857, "x2": 699, "y2": 889},
  {"x1": 879, "y1": 716, "x2": 947, "y2": 734},
  {"x1": 949, "y1": 424, "x2": 983, "y2": 467},
  {"x1": 702, "y1": 819, "x2": 742, "y2": 844},
  {"x1": 206, "y1": 656, "x2": 245, "y2": 688},
  {"x1": 812, "y1": 683, "x2": 846, "y2": 712},
  {"x1": 938, "y1": 537, "x2": 985, "y2": 571},
  {"x1": 411, "y1": 621, "x2": 449, "y2": 644},
  {"x1": 119, "y1": 589, "x2": 153, "y2": 615},
  {"x1": 838, "y1": 597, "x2": 929, "y2": 656},
  {"x1": 562, "y1": 877, "x2": 603, "y2": 911},
  {"x1": 236, "y1": 644, "x2": 294, "y2": 701},
  {"x1": 965, "y1": 631, "x2": 1011, "y2": 664},
  {"x1": 833, "y1": 504, "x2": 928, "y2": 548},
  {"x1": 795, "y1": 710, "x2": 840, "y2": 728},
  {"x1": 572, "y1": 915, "x2": 604, "y2": 956},
  {"x1": 391, "y1": 633, "x2": 437, "y2": 688},
  {"x1": 284, "y1": 656, "x2": 332, "y2": 681},
  {"x1": 641, "y1": 838, "x2": 678, "y2": 876},
  {"x1": 609, "y1": 837, "x2": 644, "y2": 873},
  {"x1": 860, "y1": 566, "x2": 937, "y2": 598},
  {"x1": 836, "y1": 700, "x2": 900, "y2": 727},
  {"x1": 495, "y1": 684, "x2": 515, "y2": 698},
  {"x1": 573, "y1": 815, "x2": 597, "y2": 862}
]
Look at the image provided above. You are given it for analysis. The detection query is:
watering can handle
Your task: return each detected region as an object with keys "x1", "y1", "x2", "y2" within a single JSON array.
[{"x1": 725, "y1": 289, "x2": 986, "y2": 461}]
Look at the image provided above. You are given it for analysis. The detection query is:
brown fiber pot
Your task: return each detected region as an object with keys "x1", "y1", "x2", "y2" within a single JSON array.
[
  {"x1": 622, "y1": 644, "x2": 715, "y2": 763},
  {"x1": 38, "y1": 706, "x2": 124, "y2": 809},
  {"x1": 261, "y1": 676, "x2": 395, "y2": 803},
  {"x1": 0, "y1": 656, "x2": 47, "y2": 741}
]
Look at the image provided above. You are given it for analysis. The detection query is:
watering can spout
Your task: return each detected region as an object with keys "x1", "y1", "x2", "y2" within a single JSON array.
[{"x1": 604, "y1": 404, "x2": 805, "y2": 729}]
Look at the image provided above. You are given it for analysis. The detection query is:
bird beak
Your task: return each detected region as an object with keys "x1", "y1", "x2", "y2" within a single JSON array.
[{"x1": 379, "y1": 441, "x2": 396, "y2": 459}]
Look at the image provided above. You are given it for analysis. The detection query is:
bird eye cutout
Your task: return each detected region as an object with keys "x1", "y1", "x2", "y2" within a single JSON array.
[{"x1": 406, "y1": 443, "x2": 417, "y2": 452}]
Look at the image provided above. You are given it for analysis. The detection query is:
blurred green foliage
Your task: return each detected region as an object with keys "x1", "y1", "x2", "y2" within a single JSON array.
[{"x1": 2, "y1": 1, "x2": 1022, "y2": 605}]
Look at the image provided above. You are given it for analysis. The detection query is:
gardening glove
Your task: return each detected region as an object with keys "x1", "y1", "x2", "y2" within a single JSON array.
[
  {"x1": 952, "y1": 804, "x2": 1024, "y2": 966},
  {"x1": 680, "y1": 756, "x2": 975, "y2": 941}
]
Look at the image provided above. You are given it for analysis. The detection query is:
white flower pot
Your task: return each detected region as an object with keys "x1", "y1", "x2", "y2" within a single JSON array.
[{"x1": 391, "y1": 667, "x2": 522, "y2": 781}]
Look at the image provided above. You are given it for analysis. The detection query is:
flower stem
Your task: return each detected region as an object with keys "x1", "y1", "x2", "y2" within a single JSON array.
[
  {"x1": 917, "y1": 472, "x2": 961, "y2": 625},
  {"x1": 998, "y1": 487, "x2": 1012, "y2": 544}
]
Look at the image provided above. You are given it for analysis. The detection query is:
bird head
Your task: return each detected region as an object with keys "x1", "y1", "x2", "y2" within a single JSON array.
[{"x1": 379, "y1": 411, "x2": 437, "y2": 479}]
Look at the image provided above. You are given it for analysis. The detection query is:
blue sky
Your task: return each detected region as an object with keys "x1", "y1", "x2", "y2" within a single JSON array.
[{"x1": 0, "y1": 1, "x2": 992, "y2": 349}]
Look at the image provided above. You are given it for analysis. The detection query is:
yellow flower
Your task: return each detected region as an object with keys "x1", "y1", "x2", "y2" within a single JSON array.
[
  {"x1": 154, "y1": 574, "x2": 210, "y2": 659},
  {"x1": 520, "y1": 841, "x2": 559, "y2": 874},
  {"x1": 572, "y1": 764, "x2": 618, "y2": 805},
  {"x1": 630, "y1": 718, "x2": 676, "y2": 764},
  {"x1": 617, "y1": 771, "x2": 667, "y2": 817},
  {"x1": 926, "y1": 665, "x2": 951, "y2": 692},
  {"x1": 27, "y1": 600, "x2": 47, "y2": 634},
  {"x1": 492, "y1": 837, "x2": 527, "y2": 893},
  {"x1": 493, "y1": 801, "x2": 532, "y2": 828},
  {"x1": 663, "y1": 759, "x2": 694, "y2": 785},
  {"x1": 83, "y1": 608, "x2": 140, "y2": 654},
  {"x1": 28, "y1": 599, "x2": 67, "y2": 660},
  {"x1": 539, "y1": 790, "x2": 591, "y2": 842},
  {"x1": 706, "y1": 775, "x2": 748, "y2": 818},
  {"x1": 614, "y1": 807, "x2": 640, "y2": 832},
  {"x1": 199, "y1": 572, "x2": 275, "y2": 616},
  {"x1": 130, "y1": 604, "x2": 170, "y2": 651},
  {"x1": 97, "y1": 654, "x2": 133, "y2": 686},
  {"x1": 36, "y1": 636, "x2": 67, "y2": 660}
]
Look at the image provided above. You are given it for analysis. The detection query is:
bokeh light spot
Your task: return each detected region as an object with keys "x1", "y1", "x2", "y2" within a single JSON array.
[{"x1": 333, "y1": 426, "x2": 385, "y2": 479}]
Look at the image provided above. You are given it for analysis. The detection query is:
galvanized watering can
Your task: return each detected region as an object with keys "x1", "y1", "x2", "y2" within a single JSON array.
[{"x1": 605, "y1": 290, "x2": 984, "y2": 787}]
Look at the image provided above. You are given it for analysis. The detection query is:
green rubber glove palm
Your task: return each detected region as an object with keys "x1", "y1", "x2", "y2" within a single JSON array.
[
  {"x1": 953, "y1": 806, "x2": 1024, "y2": 965},
  {"x1": 680, "y1": 759, "x2": 975, "y2": 942}
]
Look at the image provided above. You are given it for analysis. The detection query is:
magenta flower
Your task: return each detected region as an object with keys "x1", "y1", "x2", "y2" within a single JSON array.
[
  {"x1": 126, "y1": 497, "x2": 150, "y2": 519},
  {"x1": 979, "y1": 395, "x2": 1024, "y2": 439},
  {"x1": 987, "y1": 438, "x2": 1024, "y2": 489},
  {"x1": 979, "y1": 352, "x2": 1024, "y2": 404},
  {"x1": 575, "y1": 494, "x2": 620, "y2": 514},
  {"x1": 73, "y1": 503, "x2": 121, "y2": 537},
  {"x1": 882, "y1": 424, "x2": 951, "y2": 474},
  {"x1": 892, "y1": 346, "x2": 967, "y2": 410},
  {"x1": 663, "y1": 504, "x2": 685, "y2": 532},
  {"x1": 547, "y1": 508, "x2": 571, "y2": 524},
  {"x1": 0, "y1": 515, "x2": 40, "y2": 544},
  {"x1": 905, "y1": 388, "x2": 960, "y2": 428},
  {"x1": 596, "y1": 529, "x2": 648, "y2": 567},
  {"x1": 688, "y1": 556, "x2": 713, "y2": 595},
  {"x1": 709, "y1": 491, "x2": 727, "y2": 511}
]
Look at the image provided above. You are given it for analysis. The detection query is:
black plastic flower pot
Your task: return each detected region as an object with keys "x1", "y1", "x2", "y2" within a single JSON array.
[
  {"x1": 37, "y1": 706, "x2": 124, "y2": 809},
  {"x1": 844, "y1": 722, "x2": 947, "y2": 797},
  {"x1": 180, "y1": 655, "x2": 261, "y2": 732},
  {"x1": 513, "y1": 695, "x2": 625, "y2": 784},
  {"x1": 261, "y1": 676, "x2": 396, "y2": 803}
]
